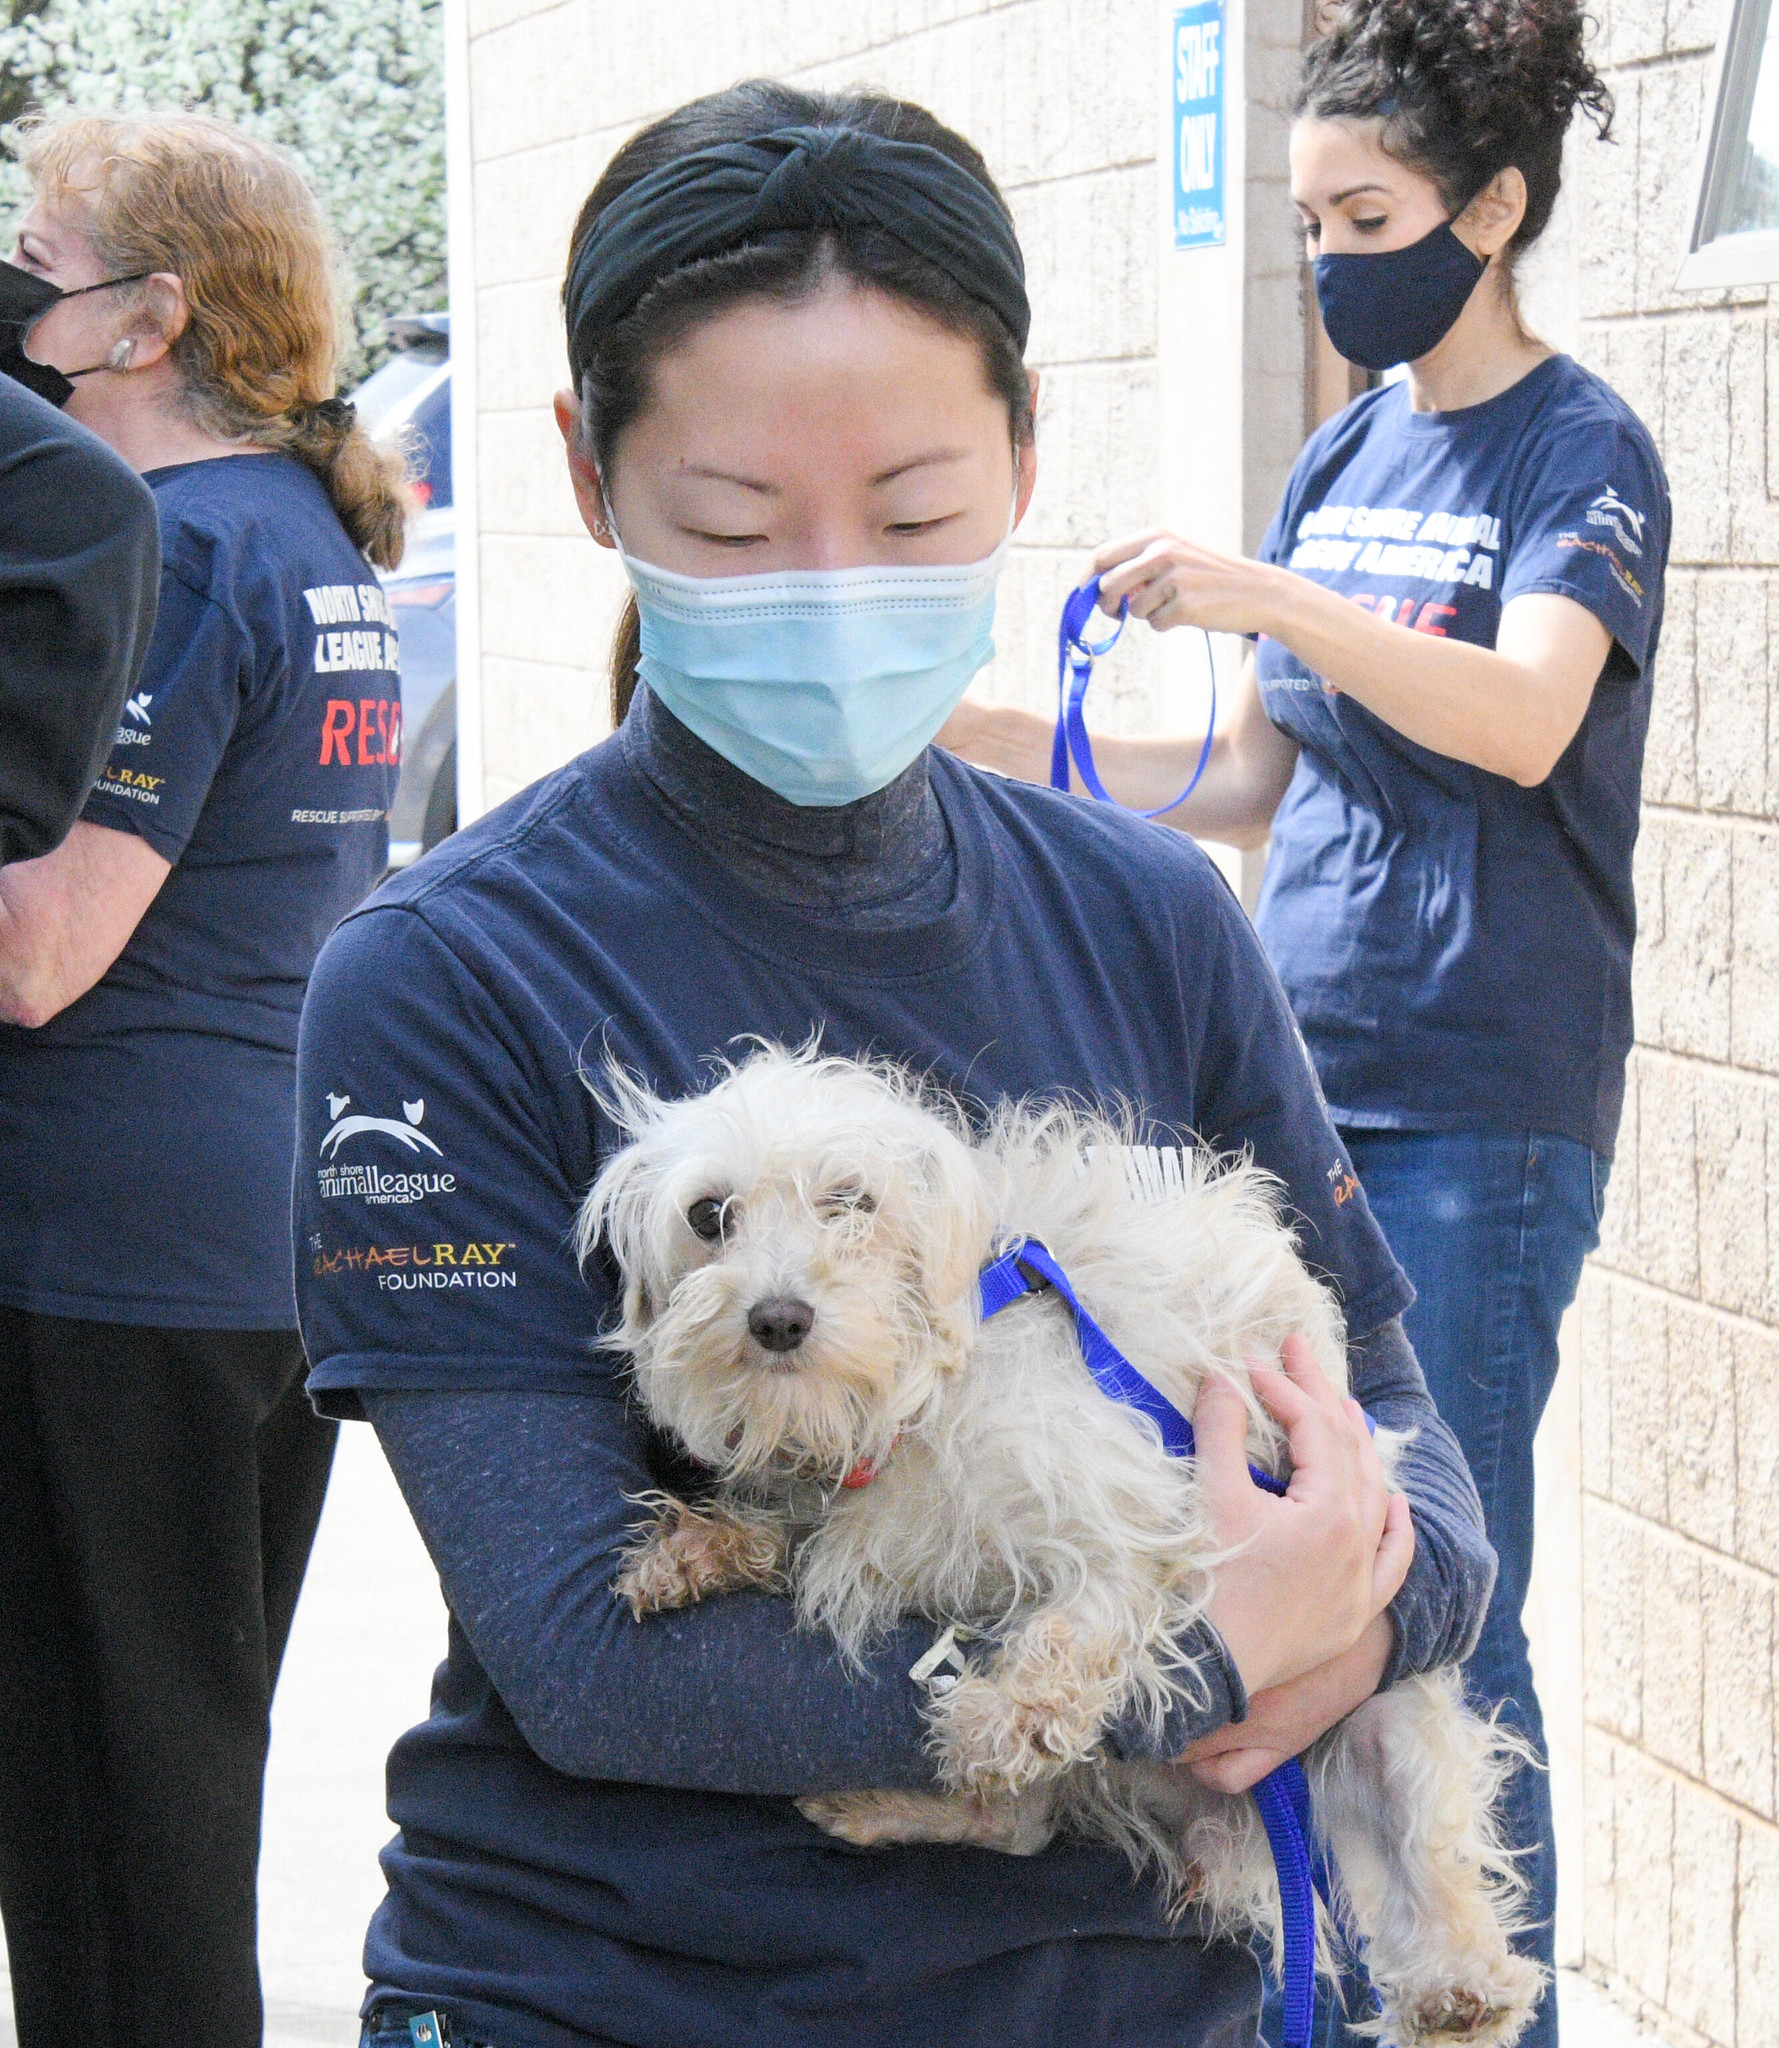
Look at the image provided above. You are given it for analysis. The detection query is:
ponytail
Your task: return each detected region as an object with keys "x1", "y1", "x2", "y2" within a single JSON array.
[
  {"x1": 611, "y1": 592, "x2": 642, "y2": 727},
  {"x1": 276, "y1": 397, "x2": 410, "y2": 571}
]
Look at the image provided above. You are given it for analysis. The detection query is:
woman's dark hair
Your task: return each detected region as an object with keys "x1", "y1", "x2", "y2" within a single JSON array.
[
  {"x1": 1298, "y1": 0, "x2": 1613, "y2": 260},
  {"x1": 563, "y1": 80, "x2": 1034, "y2": 726}
]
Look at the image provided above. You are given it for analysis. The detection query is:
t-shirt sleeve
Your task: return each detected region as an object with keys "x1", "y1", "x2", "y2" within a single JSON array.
[
  {"x1": 1184, "y1": 874, "x2": 1413, "y2": 1341},
  {"x1": 1499, "y1": 416, "x2": 1671, "y2": 680},
  {"x1": 78, "y1": 566, "x2": 247, "y2": 861},
  {"x1": 0, "y1": 381, "x2": 160, "y2": 865},
  {"x1": 295, "y1": 900, "x2": 607, "y2": 1418}
]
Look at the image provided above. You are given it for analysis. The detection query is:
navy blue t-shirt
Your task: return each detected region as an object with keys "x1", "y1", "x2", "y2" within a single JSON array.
[
  {"x1": 0, "y1": 453, "x2": 399, "y2": 1326},
  {"x1": 293, "y1": 725, "x2": 1412, "y2": 2048},
  {"x1": 1253, "y1": 354, "x2": 1670, "y2": 1156}
]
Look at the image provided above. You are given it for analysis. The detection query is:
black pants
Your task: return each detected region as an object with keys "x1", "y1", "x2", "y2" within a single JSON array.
[{"x1": 0, "y1": 1310, "x2": 338, "y2": 2048}]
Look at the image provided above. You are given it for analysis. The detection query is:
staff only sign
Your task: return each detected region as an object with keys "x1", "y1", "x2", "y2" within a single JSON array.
[{"x1": 1173, "y1": 0, "x2": 1226, "y2": 249}]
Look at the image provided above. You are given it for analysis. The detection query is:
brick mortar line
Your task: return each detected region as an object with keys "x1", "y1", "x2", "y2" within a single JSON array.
[
  {"x1": 1641, "y1": 802, "x2": 1779, "y2": 831},
  {"x1": 1578, "y1": 302, "x2": 1772, "y2": 327},
  {"x1": 1583, "y1": 1258, "x2": 1779, "y2": 1345},
  {"x1": 1601, "y1": 45, "x2": 1723, "y2": 75},
  {"x1": 469, "y1": 0, "x2": 1044, "y2": 56},
  {"x1": 1587, "y1": 1724, "x2": 1779, "y2": 1840},
  {"x1": 470, "y1": 0, "x2": 1136, "y2": 175},
  {"x1": 999, "y1": 158, "x2": 1160, "y2": 196},
  {"x1": 1622, "y1": 1040, "x2": 1779, "y2": 1088},
  {"x1": 1582, "y1": 1493, "x2": 1778, "y2": 1592},
  {"x1": 1661, "y1": 556, "x2": 1779, "y2": 571}
]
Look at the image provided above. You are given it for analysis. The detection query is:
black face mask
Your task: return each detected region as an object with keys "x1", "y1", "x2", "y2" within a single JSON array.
[
  {"x1": 1312, "y1": 219, "x2": 1488, "y2": 373},
  {"x1": 0, "y1": 258, "x2": 150, "y2": 407}
]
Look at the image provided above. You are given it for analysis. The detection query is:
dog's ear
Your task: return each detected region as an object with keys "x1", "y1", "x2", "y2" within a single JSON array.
[
  {"x1": 622, "y1": 1268, "x2": 658, "y2": 1334},
  {"x1": 577, "y1": 1133, "x2": 667, "y2": 1338},
  {"x1": 906, "y1": 1127, "x2": 993, "y2": 1354}
]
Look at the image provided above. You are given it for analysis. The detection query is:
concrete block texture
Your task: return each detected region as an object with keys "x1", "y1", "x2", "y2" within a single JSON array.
[
  {"x1": 1665, "y1": 313, "x2": 1736, "y2": 566},
  {"x1": 1627, "y1": 1054, "x2": 1701, "y2": 1300},
  {"x1": 1631, "y1": 815, "x2": 1732, "y2": 1061},
  {"x1": 1665, "y1": 1779, "x2": 1741, "y2": 2045},
  {"x1": 1645, "y1": 569, "x2": 1699, "y2": 808},
  {"x1": 1640, "y1": 1522, "x2": 1705, "y2": 1776},
  {"x1": 1732, "y1": 829, "x2": 1779, "y2": 1072},
  {"x1": 1693, "y1": 1064, "x2": 1769, "y2": 1318},
  {"x1": 1634, "y1": 57, "x2": 1712, "y2": 319},
  {"x1": 1594, "y1": 0, "x2": 1668, "y2": 70},
  {"x1": 1584, "y1": 1499, "x2": 1645, "y2": 1742},
  {"x1": 1741, "y1": 1820, "x2": 1779, "y2": 2039},
  {"x1": 1665, "y1": 0, "x2": 1729, "y2": 58},
  {"x1": 1665, "y1": 1297, "x2": 1738, "y2": 1554},
  {"x1": 1735, "y1": 1323, "x2": 1779, "y2": 1575},
  {"x1": 1700, "y1": 1556, "x2": 1776, "y2": 1818},
  {"x1": 1577, "y1": 68, "x2": 1642, "y2": 325},
  {"x1": 1595, "y1": 1738, "x2": 1677, "y2": 2013},
  {"x1": 1692, "y1": 574, "x2": 1767, "y2": 816}
]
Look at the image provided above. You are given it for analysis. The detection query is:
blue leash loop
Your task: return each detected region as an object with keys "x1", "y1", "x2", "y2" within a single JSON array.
[
  {"x1": 1052, "y1": 575, "x2": 1217, "y2": 817},
  {"x1": 978, "y1": 1237, "x2": 1333, "y2": 2048}
]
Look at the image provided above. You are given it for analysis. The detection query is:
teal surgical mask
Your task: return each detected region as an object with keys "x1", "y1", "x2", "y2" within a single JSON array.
[{"x1": 612, "y1": 515, "x2": 1010, "y2": 808}]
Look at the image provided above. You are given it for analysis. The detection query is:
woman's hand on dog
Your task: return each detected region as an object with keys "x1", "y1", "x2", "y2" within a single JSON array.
[
  {"x1": 1172, "y1": 1611, "x2": 1396, "y2": 1793},
  {"x1": 1195, "y1": 1332, "x2": 1415, "y2": 1701}
]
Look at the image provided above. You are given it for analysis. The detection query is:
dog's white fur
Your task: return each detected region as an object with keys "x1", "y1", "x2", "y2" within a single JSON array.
[{"x1": 579, "y1": 1045, "x2": 1544, "y2": 2048}]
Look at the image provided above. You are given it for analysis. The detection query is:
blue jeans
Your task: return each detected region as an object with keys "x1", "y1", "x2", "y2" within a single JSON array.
[
  {"x1": 361, "y1": 2014, "x2": 496, "y2": 2048},
  {"x1": 1263, "y1": 1128, "x2": 1605, "y2": 2048}
]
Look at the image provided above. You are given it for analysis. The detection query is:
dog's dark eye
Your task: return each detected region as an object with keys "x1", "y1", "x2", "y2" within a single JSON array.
[{"x1": 687, "y1": 1197, "x2": 727, "y2": 1242}]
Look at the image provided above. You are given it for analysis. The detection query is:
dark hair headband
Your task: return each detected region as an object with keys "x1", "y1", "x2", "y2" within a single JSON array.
[{"x1": 565, "y1": 123, "x2": 1030, "y2": 380}]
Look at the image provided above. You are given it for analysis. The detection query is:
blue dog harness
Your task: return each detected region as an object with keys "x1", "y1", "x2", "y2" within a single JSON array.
[
  {"x1": 977, "y1": 1237, "x2": 1335, "y2": 2048},
  {"x1": 1051, "y1": 576, "x2": 1217, "y2": 816}
]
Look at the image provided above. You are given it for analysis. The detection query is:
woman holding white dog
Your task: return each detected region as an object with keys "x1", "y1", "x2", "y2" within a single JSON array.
[
  {"x1": 295, "y1": 80, "x2": 1494, "y2": 2048},
  {"x1": 945, "y1": 4, "x2": 1669, "y2": 2041}
]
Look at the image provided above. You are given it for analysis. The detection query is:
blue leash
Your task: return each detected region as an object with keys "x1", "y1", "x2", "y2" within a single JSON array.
[
  {"x1": 1052, "y1": 575, "x2": 1217, "y2": 816},
  {"x1": 978, "y1": 1237, "x2": 1335, "y2": 2048}
]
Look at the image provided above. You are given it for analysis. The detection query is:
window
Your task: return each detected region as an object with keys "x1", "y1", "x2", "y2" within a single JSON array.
[{"x1": 1680, "y1": 0, "x2": 1779, "y2": 286}]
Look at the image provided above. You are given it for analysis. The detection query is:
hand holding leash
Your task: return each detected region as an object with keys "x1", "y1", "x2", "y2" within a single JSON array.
[
  {"x1": 1091, "y1": 525, "x2": 1288, "y2": 638},
  {"x1": 1194, "y1": 1334, "x2": 1414, "y2": 1700}
]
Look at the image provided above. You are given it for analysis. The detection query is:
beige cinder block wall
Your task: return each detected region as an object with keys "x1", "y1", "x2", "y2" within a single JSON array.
[
  {"x1": 450, "y1": 0, "x2": 1306, "y2": 813},
  {"x1": 1537, "y1": 5, "x2": 1779, "y2": 2042}
]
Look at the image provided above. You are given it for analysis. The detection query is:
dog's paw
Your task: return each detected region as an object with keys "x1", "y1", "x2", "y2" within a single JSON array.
[
  {"x1": 614, "y1": 1500, "x2": 787, "y2": 1618},
  {"x1": 927, "y1": 1671, "x2": 1102, "y2": 1796},
  {"x1": 797, "y1": 1787, "x2": 1056, "y2": 1856},
  {"x1": 1375, "y1": 1951, "x2": 1546, "y2": 2048}
]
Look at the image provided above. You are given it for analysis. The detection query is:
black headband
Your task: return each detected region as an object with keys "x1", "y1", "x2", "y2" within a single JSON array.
[{"x1": 564, "y1": 123, "x2": 1030, "y2": 381}]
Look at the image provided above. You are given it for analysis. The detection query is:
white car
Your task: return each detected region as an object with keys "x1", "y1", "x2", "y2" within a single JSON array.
[{"x1": 351, "y1": 313, "x2": 457, "y2": 866}]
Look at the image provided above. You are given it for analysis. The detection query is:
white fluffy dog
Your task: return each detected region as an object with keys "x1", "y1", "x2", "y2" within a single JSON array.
[{"x1": 579, "y1": 1045, "x2": 1542, "y2": 2048}]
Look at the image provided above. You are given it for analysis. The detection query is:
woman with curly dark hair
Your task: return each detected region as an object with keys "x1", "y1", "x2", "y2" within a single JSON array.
[{"x1": 946, "y1": 7, "x2": 1665, "y2": 2040}]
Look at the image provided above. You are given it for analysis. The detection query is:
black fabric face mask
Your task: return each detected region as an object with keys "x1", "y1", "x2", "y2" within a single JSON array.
[
  {"x1": 1312, "y1": 219, "x2": 1488, "y2": 374},
  {"x1": 0, "y1": 258, "x2": 149, "y2": 408}
]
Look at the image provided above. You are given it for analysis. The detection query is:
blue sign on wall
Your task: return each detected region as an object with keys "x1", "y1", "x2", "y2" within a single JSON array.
[{"x1": 1173, "y1": 0, "x2": 1226, "y2": 249}]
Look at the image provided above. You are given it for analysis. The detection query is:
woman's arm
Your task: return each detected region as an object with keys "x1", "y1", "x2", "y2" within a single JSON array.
[
  {"x1": 0, "y1": 819, "x2": 170, "y2": 1025},
  {"x1": 1095, "y1": 530, "x2": 1613, "y2": 789},
  {"x1": 939, "y1": 651, "x2": 1298, "y2": 848},
  {"x1": 363, "y1": 1385, "x2": 1256, "y2": 1793}
]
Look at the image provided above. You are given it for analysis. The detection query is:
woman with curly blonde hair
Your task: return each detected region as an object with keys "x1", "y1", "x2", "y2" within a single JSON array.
[{"x1": 0, "y1": 111, "x2": 408, "y2": 2048}]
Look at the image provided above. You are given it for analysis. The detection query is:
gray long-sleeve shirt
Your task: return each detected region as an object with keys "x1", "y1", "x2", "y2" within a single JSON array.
[{"x1": 363, "y1": 1315, "x2": 1489, "y2": 1794}]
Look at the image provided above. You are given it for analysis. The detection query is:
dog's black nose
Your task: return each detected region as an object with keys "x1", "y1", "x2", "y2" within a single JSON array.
[{"x1": 747, "y1": 1297, "x2": 814, "y2": 1353}]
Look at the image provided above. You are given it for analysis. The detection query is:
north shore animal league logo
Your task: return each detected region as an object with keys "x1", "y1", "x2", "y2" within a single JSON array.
[{"x1": 316, "y1": 1091, "x2": 456, "y2": 1206}]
